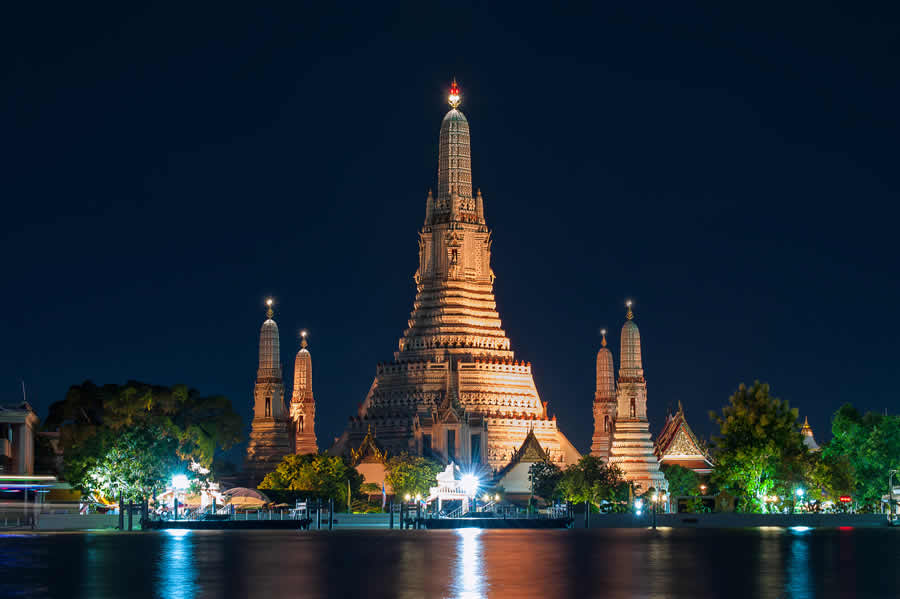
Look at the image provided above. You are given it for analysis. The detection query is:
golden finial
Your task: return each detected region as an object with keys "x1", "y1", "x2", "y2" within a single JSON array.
[
  {"x1": 265, "y1": 298, "x2": 274, "y2": 319},
  {"x1": 300, "y1": 329, "x2": 308, "y2": 349},
  {"x1": 626, "y1": 300, "x2": 634, "y2": 320},
  {"x1": 600, "y1": 329, "x2": 607, "y2": 347},
  {"x1": 448, "y1": 78, "x2": 461, "y2": 109}
]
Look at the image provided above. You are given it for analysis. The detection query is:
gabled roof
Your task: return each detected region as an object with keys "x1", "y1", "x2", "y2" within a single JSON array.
[
  {"x1": 350, "y1": 426, "x2": 388, "y2": 465},
  {"x1": 655, "y1": 402, "x2": 713, "y2": 468},
  {"x1": 492, "y1": 429, "x2": 549, "y2": 482}
]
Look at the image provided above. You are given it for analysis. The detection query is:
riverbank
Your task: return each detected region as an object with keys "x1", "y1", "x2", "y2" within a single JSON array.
[{"x1": 4, "y1": 512, "x2": 889, "y2": 531}]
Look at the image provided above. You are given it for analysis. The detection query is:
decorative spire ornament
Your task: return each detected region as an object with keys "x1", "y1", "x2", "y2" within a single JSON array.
[
  {"x1": 300, "y1": 329, "x2": 308, "y2": 349},
  {"x1": 601, "y1": 329, "x2": 607, "y2": 347},
  {"x1": 448, "y1": 78, "x2": 461, "y2": 109},
  {"x1": 266, "y1": 298, "x2": 274, "y2": 319},
  {"x1": 626, "y1": 300, "x2": 634, "y2": 320}
]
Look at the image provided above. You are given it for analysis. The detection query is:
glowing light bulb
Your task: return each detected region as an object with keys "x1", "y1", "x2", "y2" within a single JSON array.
[{"x1": 448, "y1": 80, "x2": 461, "y2": 108}]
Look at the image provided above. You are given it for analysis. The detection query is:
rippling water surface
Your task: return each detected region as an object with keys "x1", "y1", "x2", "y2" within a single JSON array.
[{"x1": 3, "y1": 527, "x2": 899, "y2": 598}]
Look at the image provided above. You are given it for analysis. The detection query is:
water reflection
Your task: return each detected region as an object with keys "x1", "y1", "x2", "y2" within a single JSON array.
[
  {"x1": 786, "y1": 527, "x2": 812, "y2": 598},
  {"x1": 453, "y1": 529, "x2": 487, "y2": 598},
  {"x1": 5, "y1": 528, "x2": 900, "y2": 598},
  {"x1": 158, "y1": 530, "x2": 197, "y2": 599}
]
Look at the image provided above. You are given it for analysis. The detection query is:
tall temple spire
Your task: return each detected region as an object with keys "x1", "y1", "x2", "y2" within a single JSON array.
[
  {"x1": 591, "y1": 327, "x2": 617, "y2": 459},
  {"x1": 620, "y1": 300, "x2": 643, "y2": 378},
  {"x1": 608, "y1": 302, "x2": 667, "y2": 493},
  {"x1": 291, "y1": 329, "x2": 317, "y2": 454},
  {"x1": 245, "y1": 296, "x2": 291, "y2": 484},
  {"x1": 437, "y1": 79, "x2": 473, "y2": 216},
  {"x1": 258, "y1": 298, "x2": 281, "y2": 379},
  {"x1": 332, "y1": 82, "x2": 582, "y2": 474}
]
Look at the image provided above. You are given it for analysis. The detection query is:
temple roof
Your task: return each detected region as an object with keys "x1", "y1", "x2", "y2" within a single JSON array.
[
  {"x1": 491, "y1": 428, "x2": 550, "y2": 482},
  {"x1": 655, "y1": 402, "x2": 713, "y2": 471},
  {"x1": 350, "y1": 426, "x2": 387, "y2": 465}
]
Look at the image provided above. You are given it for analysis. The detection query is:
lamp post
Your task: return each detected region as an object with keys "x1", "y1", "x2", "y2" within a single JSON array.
[{"x1": 889, "y1": 470, "x2": 898, "y2": 523}]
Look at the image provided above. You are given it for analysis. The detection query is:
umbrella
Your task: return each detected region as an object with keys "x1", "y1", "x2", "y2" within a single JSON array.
[{"x1": 223, "y1": 487, "x2": 270, "y2": 507}]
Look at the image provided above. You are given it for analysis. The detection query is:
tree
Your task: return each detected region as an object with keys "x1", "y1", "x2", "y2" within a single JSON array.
[
  {"x1": 528, "y1": 461, "x2": 563, "y2": 502},
  {"x1": 557, "y1": 456, "x2": 625, "y2": 510},
  {"x1": 383, "y1": 453, "x2": 443, "y2": 499},
  {"x1": 824, "y1": 404, "x2": 900, "y2": 508},
  {"x1": 46, "y1": 381, "x2": 243, "y2": 501},
  {"x1": 709, "y1": 382, "x2": 807, "y2": 512},
  {"x1": 661, "y1": 464, "x2": 700, "y2": 498},
  {"x1": 259, "y1": 454, "x2": 363, "y2": 511}
]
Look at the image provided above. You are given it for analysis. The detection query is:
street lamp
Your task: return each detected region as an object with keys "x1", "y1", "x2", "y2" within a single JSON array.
[{"x1": 889, "y1": 470, "x2": 898, "y2": 523}]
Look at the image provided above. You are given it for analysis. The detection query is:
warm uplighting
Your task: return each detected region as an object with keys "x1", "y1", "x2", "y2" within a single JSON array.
[
  {"x1": 415, "y1": 493, "x2": 422, "y2": 502},
  {"x1": 494, "y1": 494, "x2": 500, "y2": 502},
  {"x1": 172, "y1": 474, "x2": 189, "y2": 490},
  {"x1": 404, "y1": 493, "x2": 411, "y2": 502},
  {"x1": 483, "y1": 493, "x2": 490, "y2": 502}
]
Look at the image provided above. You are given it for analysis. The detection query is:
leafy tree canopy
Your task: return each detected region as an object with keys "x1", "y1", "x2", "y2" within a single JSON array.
[
  {"x1": 709, "y1": 382, "x2": 806, "y2": 512},
  {"x1": 259, "y1": 454, "x2": 362, "y2": 511},
  {"x1": 661, "y1": 464, "x2": 700, "y2": 497},
  {"x1": 528, "y1": 461, "x2": 563, "y2": 501},
  {"x1": 47, "y1": 381, "x2": 243, "y2": 501},
  {"x1": 557, "y1": 455, "x2": 626, "y2": 506},
  {"x1": 383, "y1": 453, "x2": 443, "y2": 499},
  {"x1": 823, "y1": 403, "x2": 900, "y2": 507}
]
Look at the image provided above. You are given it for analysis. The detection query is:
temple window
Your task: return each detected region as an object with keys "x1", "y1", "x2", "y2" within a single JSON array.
[
  {"x1": 630, "y1": 398, "x2": 636, "y2": 418},
  {"x1": 265, "y1": 397, "x2": 271, "y2": 417}
]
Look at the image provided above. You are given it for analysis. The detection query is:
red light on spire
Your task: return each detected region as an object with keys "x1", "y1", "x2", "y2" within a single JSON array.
[{"x1": 448, "y1": 79, "x2": 461, "y2": 108}]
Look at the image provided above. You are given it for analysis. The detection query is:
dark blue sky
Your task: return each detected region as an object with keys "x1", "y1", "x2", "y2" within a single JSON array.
[{"x1": 3, "y1": 2, "x2": 898, "y2": 455}]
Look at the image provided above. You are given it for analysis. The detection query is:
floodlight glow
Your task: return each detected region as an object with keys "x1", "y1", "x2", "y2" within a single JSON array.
[
  {"x1": 461, "y1": 474, "x2": 479, "y2": 496},
  {"x1": 634, "y1": 498, "x2": 643, "y2": 509},
  {"x1": 404, "y1": 493, "x2": 411, "y2": 501},
  {"x1": 483, "y1": 493, "x2": 490, "y2": 502},
  {"x1": 415, "y1": 494, "x2": 422, "y2": 502},
  {"x1": 494, "y1": 494, "x2": 500, "y2": 502},
  {"x1": 795, "y1": 488, "x2": 805, "y2": 497},
  {"x1": 172, "y1": 474, "x2": 189, "y2": 490}
]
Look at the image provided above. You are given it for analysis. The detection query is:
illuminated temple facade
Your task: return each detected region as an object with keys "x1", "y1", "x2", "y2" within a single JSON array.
[
  {"x1": 331, "y1": 82, "x2": 580, "y2": 472},
  {"x1": 244, "y1": 302, "x2": 318, "y2": 484}
]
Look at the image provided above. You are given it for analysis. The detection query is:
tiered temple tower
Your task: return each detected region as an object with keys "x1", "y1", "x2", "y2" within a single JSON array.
[
  {"x1": 332, "y1": 81, "x2": 580, "y2": 471},
  {"x1": 591, "y1": 329, "x2": 617, "y2": 458},
  {"x1": 244, "y1": 299, "x2": 292, "y2": 484},
  {"x1": 290, "y1": 331, "x2": 318, "y2": 454},
  {"x1": 608, "y1": 302, "x2": 667, "y2": 493}
]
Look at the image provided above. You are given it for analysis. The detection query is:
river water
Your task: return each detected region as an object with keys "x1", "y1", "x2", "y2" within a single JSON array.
[{"x1": 3, "y1": 527, "x2": 899, "y2": 598}]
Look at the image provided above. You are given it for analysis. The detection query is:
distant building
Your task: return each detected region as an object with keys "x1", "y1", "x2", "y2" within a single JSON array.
[
  {"x1": 654, "y1": 402, "x2": 714, "y2": 475},
  {"x1": 800, "y1": 417, "x2": 820, "y2": 451},
  {"x1": 0, "y1": 402, "x2": 40, "y2": 475}
]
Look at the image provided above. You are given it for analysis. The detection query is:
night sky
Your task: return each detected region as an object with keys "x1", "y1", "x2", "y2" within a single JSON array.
[{"x1": 3, "y1": 3, "x2": 899, "y2": 458}]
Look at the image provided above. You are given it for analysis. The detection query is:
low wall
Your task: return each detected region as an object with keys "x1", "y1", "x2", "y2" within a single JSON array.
[
  {"x1": 35, "y1": 514, "x2": 122, "y2": 531},
  {"x1": 579, "y1": 513, "x2": 887, "y2": 529}
]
